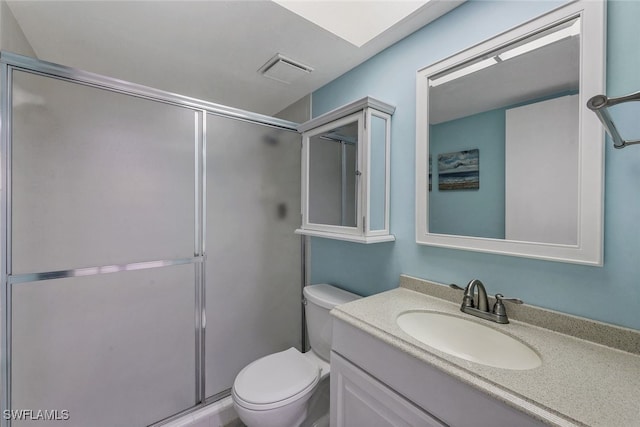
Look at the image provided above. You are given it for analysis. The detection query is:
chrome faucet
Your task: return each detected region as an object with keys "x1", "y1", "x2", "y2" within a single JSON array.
[
  {"x1": 450, "y1": 280, "x2": 522, "y2": 324},
  {"x1": 462, "y1": 279, "x2": 488, "y2": 311}
]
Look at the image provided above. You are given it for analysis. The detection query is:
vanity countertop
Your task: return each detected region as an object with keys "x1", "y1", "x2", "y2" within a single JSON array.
[{"x1": 330, "y1": 277, "x2": 640, "y2": 427}]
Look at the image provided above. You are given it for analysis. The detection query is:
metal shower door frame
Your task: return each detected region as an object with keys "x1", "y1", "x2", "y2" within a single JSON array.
[{"x1": 0, "y1": 52, "x2": 301, "y2": 427}]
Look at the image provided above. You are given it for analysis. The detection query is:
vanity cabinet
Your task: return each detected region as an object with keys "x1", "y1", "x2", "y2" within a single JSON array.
[
  {"x1": 331, "y1": 351, "x2": 445, "y2": 427},
  {"x1": 295, "y1": 97, "x2": 394, "y2": 243},
  {"x1": 331, "y1": 317, "x2": 546, "y2": 427}
]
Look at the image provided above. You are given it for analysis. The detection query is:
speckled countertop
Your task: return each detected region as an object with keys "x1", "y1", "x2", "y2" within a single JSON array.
[{"x1": 330, "y1": 276, "x2": 640, "y2": 427}]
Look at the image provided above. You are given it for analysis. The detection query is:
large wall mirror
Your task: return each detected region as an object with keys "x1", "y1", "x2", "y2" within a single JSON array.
[{"x1": 415, "y1": 0, "x2": 605, "y2": 265}]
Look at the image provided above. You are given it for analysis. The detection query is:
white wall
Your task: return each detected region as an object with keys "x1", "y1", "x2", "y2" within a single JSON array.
[
  {"x1": 276, "y1": 94, "x2": 311, "y2": 124},
  {"x1": 505, "y1": 95, "x2": 578, "y2": 244},
  {"x1": 0, "y1": 1, "x2": 35, "y2": 56}
]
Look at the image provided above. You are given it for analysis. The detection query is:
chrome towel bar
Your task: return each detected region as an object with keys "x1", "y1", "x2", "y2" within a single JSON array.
[{"x1": 587, "y1": 91, "x2": 640, "y2": 149}]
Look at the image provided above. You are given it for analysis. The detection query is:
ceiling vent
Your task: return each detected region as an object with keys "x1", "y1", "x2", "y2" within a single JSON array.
[{"x1": 258, "y1": 54, "x2": 313, "y2": 84}]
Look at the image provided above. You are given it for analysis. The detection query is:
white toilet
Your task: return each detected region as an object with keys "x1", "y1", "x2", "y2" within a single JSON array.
[{"x1": 232, "y1": 284, "x2": 360, "y2": 427}]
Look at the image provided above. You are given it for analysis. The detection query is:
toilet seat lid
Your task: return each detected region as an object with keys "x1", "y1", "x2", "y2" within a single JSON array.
[{"x1": 233, "y1": 347, "x2": 319, "y2": 406}]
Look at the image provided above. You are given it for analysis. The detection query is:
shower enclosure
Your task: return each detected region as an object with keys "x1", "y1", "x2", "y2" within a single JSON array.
[{"x1": 0, "y1": 53, "x2": 302, "y2": 426}]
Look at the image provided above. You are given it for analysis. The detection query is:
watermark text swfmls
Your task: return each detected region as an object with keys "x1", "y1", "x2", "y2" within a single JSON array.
[{"x1": 3, "y1": 409, "x2": 70, "y2": 421}]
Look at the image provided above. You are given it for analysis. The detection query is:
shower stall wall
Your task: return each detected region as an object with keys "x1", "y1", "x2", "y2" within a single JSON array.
[{"x1": 0, "y1": 53, "x2": 302, "y2": 426}]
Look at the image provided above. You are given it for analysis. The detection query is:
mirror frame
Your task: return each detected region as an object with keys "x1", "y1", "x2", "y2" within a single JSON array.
[{"x1": 415, "y1": 0, "x2": 605, "y2": 265}]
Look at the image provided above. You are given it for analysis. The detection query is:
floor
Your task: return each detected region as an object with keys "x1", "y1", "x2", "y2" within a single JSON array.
[
  {"x1": 222, "y1": 420, "x2": 245, "y2": 427},
  {"x1": 174, "y1": 377, "x2": 330, "y2": 427}
]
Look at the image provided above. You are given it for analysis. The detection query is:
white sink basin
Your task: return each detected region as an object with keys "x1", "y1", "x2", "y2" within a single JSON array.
[{"x1": 396, "y1": 310, "x2": 541, "y2": 370}]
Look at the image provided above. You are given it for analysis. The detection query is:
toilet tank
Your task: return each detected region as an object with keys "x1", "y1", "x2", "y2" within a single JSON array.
[{"x1": 303, "y1": 284, "x2": 361, "y2": 361}]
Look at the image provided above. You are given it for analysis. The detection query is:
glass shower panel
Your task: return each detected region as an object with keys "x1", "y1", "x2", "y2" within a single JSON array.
[
  {"x1": 204, "y1": 114, "x2": 302, "y2": 398},
  {"x1": 11, "y1": 264, "x2": 196, "y2": 427},
  {"x1": 11, "y1": 71, "x2": 196, "y2": 275}
]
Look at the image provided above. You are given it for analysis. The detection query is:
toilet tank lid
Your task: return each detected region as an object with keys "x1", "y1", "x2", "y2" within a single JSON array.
[{"x1": 303, "y1": 284, "x2": 361, "y2": 310}]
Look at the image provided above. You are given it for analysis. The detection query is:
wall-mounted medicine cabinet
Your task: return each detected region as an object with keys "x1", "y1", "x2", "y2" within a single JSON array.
[{"x1": 295, "y1": 97, "x2": 395, "y2": 243}]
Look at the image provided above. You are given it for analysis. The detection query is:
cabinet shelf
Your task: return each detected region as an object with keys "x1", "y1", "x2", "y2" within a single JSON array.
[{"x1": 294, "y1": 228, "x2": 395, "y2": 244}]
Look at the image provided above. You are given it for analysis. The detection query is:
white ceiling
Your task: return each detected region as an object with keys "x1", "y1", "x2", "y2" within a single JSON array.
[
  {"x1": 7, "y1": 0, "x2": 462, "y2": 117},
  {"x1": 430, "y1": 35, "x2": 579, "y2": 124}
]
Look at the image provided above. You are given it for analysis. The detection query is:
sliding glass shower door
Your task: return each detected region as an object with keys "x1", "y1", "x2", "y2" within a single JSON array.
[
  {"x1": 7, "y1": 70, "x2": 198, "y2": 427},
  {"x1": 204, "y1": 114, "x2": 301, "y2": 398},
  {"x1": 1, "y1": 53, "x2": 302, "y2": 426}
]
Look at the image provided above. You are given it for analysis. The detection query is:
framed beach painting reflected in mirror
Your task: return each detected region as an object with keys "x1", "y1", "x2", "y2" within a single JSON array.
[{"x1": 437, "y1": 149, "x2": 479, "y2": 191}]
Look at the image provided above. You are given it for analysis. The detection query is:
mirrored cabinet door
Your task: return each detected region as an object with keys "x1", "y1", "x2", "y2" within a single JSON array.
[
  {"x1": 297, "y1": 97, "x2": 395, "y2": 244},
  {"x1": 306, "y1": 113, "x2": 362, "y2": 232}
]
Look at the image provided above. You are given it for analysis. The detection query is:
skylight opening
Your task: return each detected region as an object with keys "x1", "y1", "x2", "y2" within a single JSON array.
[{"x1": 273, "y1": 0, "x2": 430, "y2": 47}]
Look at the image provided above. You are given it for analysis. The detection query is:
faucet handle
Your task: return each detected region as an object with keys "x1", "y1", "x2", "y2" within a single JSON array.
[
  {"x1": 494, "y1": 294, "x2": 523, "y2": 305},
  {"x1": 450, "y1": 283, "x2": 477, "y2": 309},
  {"x1": 492, "y1": 293, "x2": 523, "y2": 321}
]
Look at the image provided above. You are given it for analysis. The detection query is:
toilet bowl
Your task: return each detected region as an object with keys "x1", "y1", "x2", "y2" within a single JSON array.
[
  {"x1": 232, "y1": 284, "x2": 360, "y2": 427},
  {"x1": 232, "y1": 348, "x2": 328, "y2": 427}
]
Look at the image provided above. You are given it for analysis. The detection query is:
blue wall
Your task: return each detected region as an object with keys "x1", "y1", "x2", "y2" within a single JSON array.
[
  {"x1": 309, "y1": 0, "x2": 640, "y2": 330},
  {"x1": 430, "y1": 109, "x2": 505, "y2": 238}
]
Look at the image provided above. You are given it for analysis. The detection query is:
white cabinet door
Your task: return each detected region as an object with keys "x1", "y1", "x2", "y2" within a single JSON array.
[{"x1": 331, "y1": 352, "x2": 446, "y2": 427}]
